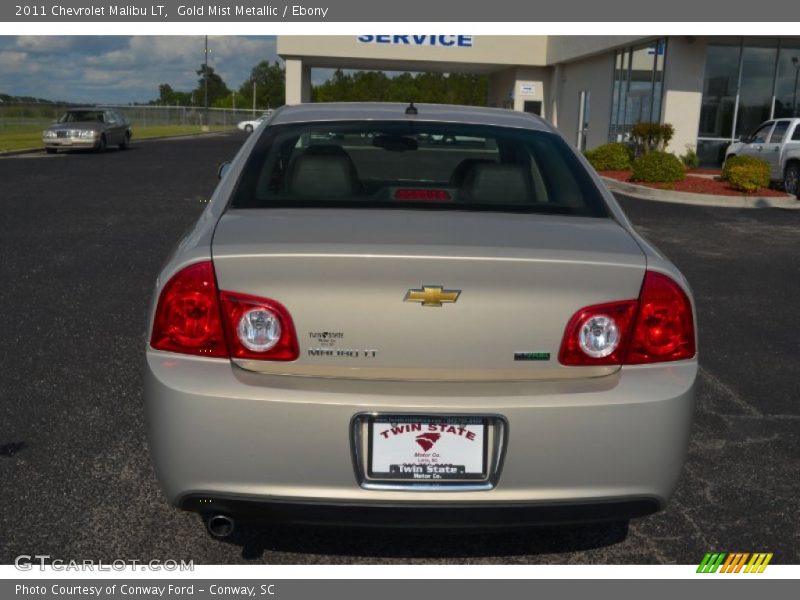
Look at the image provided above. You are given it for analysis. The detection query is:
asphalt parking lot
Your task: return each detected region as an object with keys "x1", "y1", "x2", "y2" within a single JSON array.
[{"x1": 0, "y1": 133, "x2": 798, "y2": 565}]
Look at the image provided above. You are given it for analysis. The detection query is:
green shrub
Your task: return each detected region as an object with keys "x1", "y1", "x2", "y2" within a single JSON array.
[
  {"x1": 722, "y1": 155, "x2": 770, "y2": 187},
  {"x1": 727, "y1": 164, "x2": 771, "y2": 193},
  {"x1": 584, "y1": 143, "x2": 632, "y2": 171},
  {"x1": 631, "y1": 151, "x2": 685, "y2": 183},
  {"x1": 680, "y1": 145, "x2": 700, "y2": 169},
  {"x1": 630, "y1": 122, "x2": 675, "y2": 153}
]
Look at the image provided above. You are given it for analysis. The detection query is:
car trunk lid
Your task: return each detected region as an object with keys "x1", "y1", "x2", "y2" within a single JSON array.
[{"x1": 211, "y1": 209, "x2": 646, "y2": 381}]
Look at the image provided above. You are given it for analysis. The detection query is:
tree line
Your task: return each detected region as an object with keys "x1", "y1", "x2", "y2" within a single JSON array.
[
  {"x1": 0, "y1": 93, "x2": 67, "y2": 104},
  {"x1": 155, "y1": 61, "x2": 285, "y2": 110},
  {"x1": 312, "y1": 70, "x2": 488, "y2": 105},
  {"x1": 153, "y1": 64, "x2": 489, "y2": 110}
]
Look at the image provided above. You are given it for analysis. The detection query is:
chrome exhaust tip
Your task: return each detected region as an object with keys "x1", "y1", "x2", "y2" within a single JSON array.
[{"x1": 207, "y1": 514, "x2": 235, "y2": 538}]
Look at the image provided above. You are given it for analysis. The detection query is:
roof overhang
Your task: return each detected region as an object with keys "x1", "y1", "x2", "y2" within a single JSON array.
[{"x1": 278, "y1": 35, "x2": 549, "y2": 72}]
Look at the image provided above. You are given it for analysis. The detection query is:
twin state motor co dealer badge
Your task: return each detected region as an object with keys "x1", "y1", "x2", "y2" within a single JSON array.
[{"x1": 369, "y1": 417, "x2": 487, "y2": 481}]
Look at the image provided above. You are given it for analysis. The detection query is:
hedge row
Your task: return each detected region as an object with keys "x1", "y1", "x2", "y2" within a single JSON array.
[
  {"x1": 585, "y1": 141, "x2": 773, "y2": 190},
  {"x1": 584, "y1": 143, "x2": 632, "y2": 171},
  {"x1": 630, "y1": 151, "x2": 685, "y2": 183},
  {"x1": 721, "y1": 155, "x2": 771, "y2": 192}
]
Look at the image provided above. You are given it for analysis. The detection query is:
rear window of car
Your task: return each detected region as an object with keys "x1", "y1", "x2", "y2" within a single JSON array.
[{"x1": 229, "y1": 121, "x2": 609, "y2": 217}]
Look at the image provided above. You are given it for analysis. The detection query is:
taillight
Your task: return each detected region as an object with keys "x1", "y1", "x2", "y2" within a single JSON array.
[
  {"x1": 559, "y1": 271, "x2": 695, "y2": 366},
  {"x1": 559, "y1": 301, "x2": 638, "y2": 366},
  {"x1": 150, "y1": 261, "x2": 227, "y2": 357},
  {"x1": 626, "y1": 271, "x2": 695, "y2": 364},
  {"x1": 150, "y1": 261, "x2": 299, "y2": 361},
  {"x1": 219, "y1": 292, "x2": 299, "y2": 361}
]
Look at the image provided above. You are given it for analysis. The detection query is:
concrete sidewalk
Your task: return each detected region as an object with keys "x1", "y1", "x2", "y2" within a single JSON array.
[{"x1": 602, "y1": 176, "x2": 800, "y2": 210}]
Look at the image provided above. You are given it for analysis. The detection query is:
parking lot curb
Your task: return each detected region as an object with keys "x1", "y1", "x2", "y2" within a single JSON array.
[
  {"x1": 0, "y1": 147, "x2": 42, "y2": 157},
  {"x1": 602, "y1": 176, "x2": 800, "y2": 210},
  {"x1": 0, "y1": 130, "x2": 235, "y2": 157}
]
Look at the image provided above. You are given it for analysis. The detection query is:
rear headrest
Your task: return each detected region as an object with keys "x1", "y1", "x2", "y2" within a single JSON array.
[
  {"x1": 286, "y1": 153, "x2": 359, "y2": 197},
  {"x1": 449, "y1": 158, "x2": 496, "y2": 186},
  {"x1": 461, "y1": 164, "x2": 533, "y2": 204}
]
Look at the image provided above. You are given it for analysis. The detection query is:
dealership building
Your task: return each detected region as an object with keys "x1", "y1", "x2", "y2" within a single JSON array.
[{"x1": 277, "y1": 35, "x2": 800, "y2": 165}]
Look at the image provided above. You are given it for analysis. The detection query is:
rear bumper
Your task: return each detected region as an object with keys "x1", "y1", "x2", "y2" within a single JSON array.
[
  {"x1": 144, "y1": 351, "x2": 695, "y2": 521},
  {"x1": 180, "y1": 494, "x2": 659, "y2": 528}
]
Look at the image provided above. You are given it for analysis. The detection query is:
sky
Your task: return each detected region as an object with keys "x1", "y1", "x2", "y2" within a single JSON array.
[{"x1": 0, "y1": 36, "x2": 334, "y2": 104}]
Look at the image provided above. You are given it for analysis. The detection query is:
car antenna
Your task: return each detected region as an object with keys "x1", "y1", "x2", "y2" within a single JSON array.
[{"x1": 405, "y1": 102, "x2": 418, "y2": 115}]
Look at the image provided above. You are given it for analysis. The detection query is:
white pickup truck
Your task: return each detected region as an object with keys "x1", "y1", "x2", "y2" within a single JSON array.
[{"x1": 725, "y1": 118, "x2": 800, "y2": 197}]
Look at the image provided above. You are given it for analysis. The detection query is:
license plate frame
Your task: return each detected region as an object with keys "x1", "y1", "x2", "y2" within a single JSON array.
[{"x1": 352, "y1": 413, "x2": 507, "y2": 490}]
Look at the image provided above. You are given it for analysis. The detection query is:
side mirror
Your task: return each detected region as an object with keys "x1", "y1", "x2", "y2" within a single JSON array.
[{"x1": 217, "y1": 161, "x2": 231, "y2": 180}]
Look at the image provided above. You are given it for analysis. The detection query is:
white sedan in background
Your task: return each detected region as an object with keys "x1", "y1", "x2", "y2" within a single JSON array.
[{"x1": 237, "y1": 112, "x2": 273, "y2": 133}]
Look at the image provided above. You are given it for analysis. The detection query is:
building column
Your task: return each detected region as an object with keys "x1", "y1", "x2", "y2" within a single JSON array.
[
  {"x1": 549, "y1": 64, "x2": 563, "y2": 128},
  {"x1": 285, "y1": 58, "x2": 311, "y2": 104},
  {"x1": 661, "y1": 37, "x2": 708, "y2": 154}
]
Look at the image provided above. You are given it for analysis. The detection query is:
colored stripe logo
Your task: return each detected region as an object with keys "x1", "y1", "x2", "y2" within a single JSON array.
[{"x1": 697, "y1": 552, "x2": 773, "y2": 573}]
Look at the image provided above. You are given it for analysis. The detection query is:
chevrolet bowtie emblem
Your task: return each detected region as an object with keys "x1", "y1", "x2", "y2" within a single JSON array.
[{"x1": 404, "y1": 285, "x2": 461, "y2": 307}]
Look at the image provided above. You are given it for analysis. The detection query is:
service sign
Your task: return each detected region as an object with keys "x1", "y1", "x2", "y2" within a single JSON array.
[
  {"x1": 369, "y1": 416, "x2": 487, "y2": 481},
  {"x1": 357, "y1": 35, "x2": 474, "y2": 48}
]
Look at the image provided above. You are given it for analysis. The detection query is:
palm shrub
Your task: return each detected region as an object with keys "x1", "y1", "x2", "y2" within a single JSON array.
[{"x1": 630, "y1": 122, "x2": 675, "y2": 153}]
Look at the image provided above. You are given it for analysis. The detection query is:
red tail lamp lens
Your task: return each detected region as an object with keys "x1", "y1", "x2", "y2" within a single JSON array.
[
  {"x1": 626, "y1": 271, "x2": 695, "y2": 364},
  {"x1": 219, "y1": 292, "x2": 299, "y2": 361},
  {"x1": 559, "y1": 301, "x2": 638, "y2": 365},
  {"x1": 150, "y1": 261, "x2": 227, "y2": 357},
  {"x1": 151, "y1": 262, "x2": 300, "y2": 361},
  {"x1": 558, "y1": 271, "x2": 695, "y2": 366}
]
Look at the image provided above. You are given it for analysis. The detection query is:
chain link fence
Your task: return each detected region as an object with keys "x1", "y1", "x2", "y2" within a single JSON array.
[{"x1": 105, "y1": 104, "x2": 259, "y2": 129}]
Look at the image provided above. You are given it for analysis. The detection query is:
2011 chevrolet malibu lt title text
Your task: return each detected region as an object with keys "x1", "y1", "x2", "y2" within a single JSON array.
[{"x1": 144, "y1": 102, "x2": 697, "y2": 538}]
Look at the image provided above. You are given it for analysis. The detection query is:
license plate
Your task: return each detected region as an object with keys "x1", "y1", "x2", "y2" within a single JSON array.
[{"x1": 368, "y1": 415, "x2": 488, "y2": 482}]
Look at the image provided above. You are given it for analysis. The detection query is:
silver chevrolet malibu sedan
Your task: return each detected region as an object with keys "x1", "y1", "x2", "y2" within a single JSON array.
[{"x1": 145, "y1": 103, "x2": 697, "y2": 538}]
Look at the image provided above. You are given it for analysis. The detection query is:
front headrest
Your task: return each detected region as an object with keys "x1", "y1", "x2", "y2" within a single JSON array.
[
  {"x1": 461, "y1": 164, "x2": 533, "y2": 204},
  {"x1": 286, "y1": 153, "x2": 359, "y2": 198}
]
